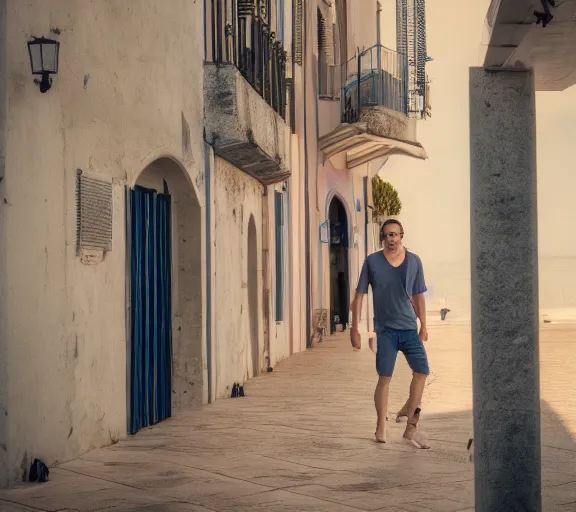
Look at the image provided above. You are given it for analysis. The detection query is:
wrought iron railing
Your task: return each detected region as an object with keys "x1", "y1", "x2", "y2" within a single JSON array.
[
  {"x1": 338, "y1": 44, "x2": 428, "y2": 123},
  {"x1": 341, "y1": 45, "x2": 409, "y2": 123},
  {"x1": 209, "y1": 0, "x2": 287, "y2": 119}
]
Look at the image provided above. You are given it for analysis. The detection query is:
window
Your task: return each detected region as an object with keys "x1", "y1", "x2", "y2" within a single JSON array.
[
  {"x1": 317, "y1": 8, "x2": 334, "y2": 65},
  {"x1": 274, "y1": 191, "x2": 285, "y2": 321},
  {"x1": 317, "y1": 7, "x2": 336, "y2": 97}
]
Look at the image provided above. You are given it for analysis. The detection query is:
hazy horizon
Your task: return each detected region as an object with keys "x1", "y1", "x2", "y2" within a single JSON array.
[{"x1": 376, "y1": 0, "x2": 576, "y2": 313}]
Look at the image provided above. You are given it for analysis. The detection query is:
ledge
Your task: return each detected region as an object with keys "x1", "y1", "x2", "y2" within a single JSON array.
[{"x1": 204, "y1": 63, "x2": 291, "y2": 185}]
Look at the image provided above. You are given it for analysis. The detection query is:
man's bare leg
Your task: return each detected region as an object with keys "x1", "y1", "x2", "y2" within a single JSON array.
[
  {"x1": 396, "y1": 372, "x2": 421, "y2": 422},
  {"x1": 396, "y1": 398, "x2": 409, "y2": 422},
  {"x1": 403, "y1": 372, "x2": 430, "y2": 449},
  {"x1": 374, "y1": 376, "x2": 392, "y2": 442},
  {"x1": 396, "y1": 395, "x2": 421, "y2": 423}
]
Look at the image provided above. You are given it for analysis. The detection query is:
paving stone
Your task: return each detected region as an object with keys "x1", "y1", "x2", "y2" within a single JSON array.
[{"x1": 0, "y1": 323, "x2": 575, "y2": 511}]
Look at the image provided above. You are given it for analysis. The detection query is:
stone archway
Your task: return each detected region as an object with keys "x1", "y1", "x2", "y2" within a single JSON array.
[
  {"x1": 328, "y1": 195, "x2": 350, "y2": 334},
  {"x1": 128, "y1": 157, "x2": 202, "y2": 433}
]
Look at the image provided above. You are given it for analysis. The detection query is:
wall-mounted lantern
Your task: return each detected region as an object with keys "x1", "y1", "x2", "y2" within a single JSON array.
[{"x1": 27, "y1": 37, "x2": 60, "y2": 93}]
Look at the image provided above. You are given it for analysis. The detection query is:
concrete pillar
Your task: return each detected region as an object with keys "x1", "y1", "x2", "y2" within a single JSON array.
[{"x1": 469, "y1": 68, "x2": 541, "y2": 512}]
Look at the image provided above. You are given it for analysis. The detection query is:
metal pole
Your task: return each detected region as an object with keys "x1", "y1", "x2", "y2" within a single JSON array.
[
  {"x1": 356, "y1": 47, "x2": 361, "y2": 122},
  {"x1": 376, "y1": 1, "x2": 382, "y2": 105}
]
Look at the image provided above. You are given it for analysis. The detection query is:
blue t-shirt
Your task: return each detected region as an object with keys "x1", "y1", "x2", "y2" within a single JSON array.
[{"x1": 356, "y1": 250, "x2": 427, "y2": 331}]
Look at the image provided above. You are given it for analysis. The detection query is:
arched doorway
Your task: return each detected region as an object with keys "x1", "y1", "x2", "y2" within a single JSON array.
[
  {"x1": 247, "y1": 215, "x2": 259, "y2": 377},
  {"x1": 128, "y1": 158, "x2": 202, "y2": 434},
  {"x1": 328, "y1": 196, "x2": 350, "y2": 334}
]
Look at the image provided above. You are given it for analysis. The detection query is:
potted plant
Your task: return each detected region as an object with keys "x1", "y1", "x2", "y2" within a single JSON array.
[{"x1": 371, "y1": 176, "x2": 402, "y2": 226}]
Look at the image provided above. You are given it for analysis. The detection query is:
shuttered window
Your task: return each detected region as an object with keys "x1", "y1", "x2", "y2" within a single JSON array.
[
  {"x1": 317, "y1": 8, "x2": 334, "y2": 66},
  {"x1": 76, "y1": 170, "x2": 113, "y2": 254},
  {"x1": 238, "y1": 0, "x2": 254, "y2": 16},
  {"x1": 293, "y1": 0, "x2": 303, "y2": 66}
]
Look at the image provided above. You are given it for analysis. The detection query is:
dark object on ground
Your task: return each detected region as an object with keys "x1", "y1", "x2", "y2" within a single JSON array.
[
  {"x1": 467, "y1": 437, "x2": 474, "y2": 462},
  {"x1": 544, "y1": 319, "x2": 551, "y2": 324},
  {"x1": 440, "y1": 308, "x2": 450, "y2": 321},
  {"x1": 534, "y1": 0, "x2": 555, "y2": 27},
  {"x1": 534, "y1": 10, "x2": 553, "y2": 26},
  {"x1": 29, "y1": 459, "x2": 49, "y2": 483},
  {"x1": 267, "y1": 367, "x2": 273, "y2": 372},
  {"x1": 231, "y1": 383, "x2": 246, "y2": 398}
]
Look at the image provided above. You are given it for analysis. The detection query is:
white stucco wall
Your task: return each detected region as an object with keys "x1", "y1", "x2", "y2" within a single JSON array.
[
  {"x1": 288, "y1": 131, "x2": 306, "y2": 355},
  {"x1": 348, "y1": 0, "x2": 378, "y2": 55},
  {"x1": 213, "y1": 158, "x2": 264, "y2": 398},
  {"x1": 318, "y1": 99, "x2": 342, "y2": 138},
  {"x1": 0, "y1": 0, "x2": 205, "y2": 485}
]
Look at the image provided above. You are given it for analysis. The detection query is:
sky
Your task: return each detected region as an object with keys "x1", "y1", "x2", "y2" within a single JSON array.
[{"x1": 374, "y1": 0, "x2": 576, "y2": 312}]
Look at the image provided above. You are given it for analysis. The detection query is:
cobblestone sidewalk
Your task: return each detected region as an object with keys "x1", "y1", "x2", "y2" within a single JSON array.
[{"x1": 1, "y1": 322, "x2": 576, "y2": 511}]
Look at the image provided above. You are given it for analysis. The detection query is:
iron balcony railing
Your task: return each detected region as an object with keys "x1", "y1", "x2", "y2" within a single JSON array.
[
  {"x1": 209, "y1": 0, "x2": 287, "y2": 119},
  {"x1": 337, "y1": 44, "x2": 428, "y2": 123}
]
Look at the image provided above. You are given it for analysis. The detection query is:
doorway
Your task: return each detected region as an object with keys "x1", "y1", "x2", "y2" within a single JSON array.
[
  {"x1": 328, "y1": 196, "x2": 350, "y2": 334},
  {"x1": 128, "y1": 158, "x2": 202, "y2": 434},
  {"x1": 128, "y1": 185, "x2": 172, "y2": 433}
]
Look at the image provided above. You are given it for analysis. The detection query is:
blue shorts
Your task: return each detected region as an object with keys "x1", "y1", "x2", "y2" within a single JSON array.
[{"x1": 376, "y1": 328, "x2": 430, "y2": 377}]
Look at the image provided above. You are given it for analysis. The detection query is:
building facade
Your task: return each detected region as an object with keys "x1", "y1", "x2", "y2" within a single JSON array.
[
  {"x1": 0, "y1": 0, "x2": 428, "y2": 486},
  {"x1": 305, "y1": 0, "x2": 430, "y2": 339}
]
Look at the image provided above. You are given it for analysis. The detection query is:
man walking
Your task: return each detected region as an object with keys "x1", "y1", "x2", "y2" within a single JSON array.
[{"x1": 350, "y1": 219, "x2": 430, "y2": 448}]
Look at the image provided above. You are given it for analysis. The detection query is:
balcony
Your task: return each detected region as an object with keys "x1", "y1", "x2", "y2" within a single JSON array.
[
  {"x1": 319, "y1": 44, "x2": 429, "y2": 168},
  {"x1": 204, "y1": 0, "x2": 291, "y2": 185}
]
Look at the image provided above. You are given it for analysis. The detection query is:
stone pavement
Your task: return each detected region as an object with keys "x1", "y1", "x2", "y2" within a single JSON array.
[{"x1": 1, "y1": 321, "x2": 576, "y2": 511}]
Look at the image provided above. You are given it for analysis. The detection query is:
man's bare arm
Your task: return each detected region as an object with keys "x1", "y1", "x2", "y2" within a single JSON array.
[
  {"x1": 412, "y1": 293, "x2": 428, "y2": 341},
  {"x1": 351, "y1": 292, "x2": 365, "y2": 330},
  {"x1": 350, "y1": 292, "x2": 365, "y2": 349}
]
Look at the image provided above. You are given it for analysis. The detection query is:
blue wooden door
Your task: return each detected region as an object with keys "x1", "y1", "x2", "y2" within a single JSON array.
[{"x1": 128, "y1": 185, "x2": 172, "y2": 434}]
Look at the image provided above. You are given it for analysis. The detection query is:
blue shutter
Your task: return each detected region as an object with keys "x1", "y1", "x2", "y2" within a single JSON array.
[{"x1": 274, "y1": 192, "x2": 284, "y2": 321}]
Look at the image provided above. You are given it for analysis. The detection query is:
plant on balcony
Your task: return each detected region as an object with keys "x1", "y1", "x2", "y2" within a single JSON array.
[{"x1": 371, "y1": 176, "x2": 402, "y2": 225}]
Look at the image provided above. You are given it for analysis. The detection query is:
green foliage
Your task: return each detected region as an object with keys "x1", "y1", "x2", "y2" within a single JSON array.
[{"x1": 371, "y1": 176, "x2": 402, "y2": 218}]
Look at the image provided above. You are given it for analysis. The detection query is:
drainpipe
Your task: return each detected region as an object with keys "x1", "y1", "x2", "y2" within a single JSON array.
[
  {"x1": 303, "y1": 0, "x2": 312, "y2": 347},
  {"x1": 261, "y1": 187, "x2": 271, "y2": 369},
  {"x1": 203, "y1": 0, "x2": 207, "y2": 61},
  {"x1": 0, "y1": 0, "x2": 6, "y2": 186}
]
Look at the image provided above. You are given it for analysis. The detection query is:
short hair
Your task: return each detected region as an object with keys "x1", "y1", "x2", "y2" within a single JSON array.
[{"x1": 380, "y1": 219, "x2": 404, "y2": 241}]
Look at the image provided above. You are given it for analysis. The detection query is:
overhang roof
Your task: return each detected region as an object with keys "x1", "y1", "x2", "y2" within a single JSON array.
[{"x1": 483, "y1": 0, "x2": 576, "y2": 91}]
